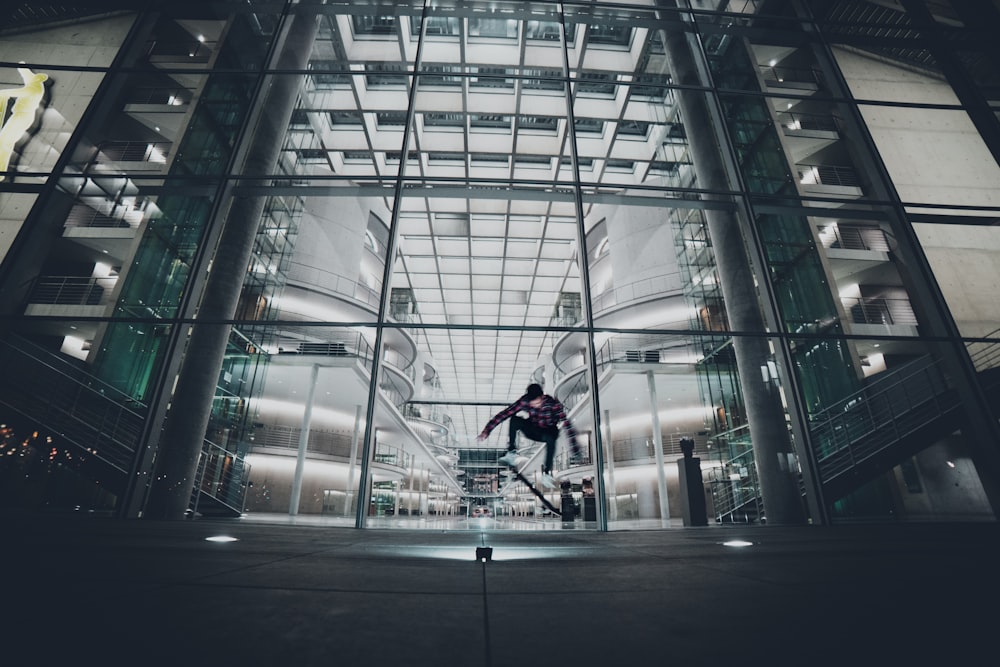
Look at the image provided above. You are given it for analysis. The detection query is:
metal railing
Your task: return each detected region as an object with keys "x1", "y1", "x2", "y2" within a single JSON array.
[
  {"x1": 285, "y1": 261, "x2": 382, "y2": 310},
  {"x1": 589, "y1": 270, "x2": 685, "y2": 316},
  {"x1": 95, "y1": 141, "x2": 171, "y2": 164},
  {"x1": 190, "y1": 439, "x2": 250, "y2": 516},
  {"x1": 966, "y1": 327, "x2": 1000, "y2": 372},
  {"x1": 760, "y1": 65, "x2": 823, "y2": 87},
  {"x1": 606, "y1": 433, "x2": 710, "y2": 463},
  {"x1": 809, "y1": 355, "x2": 961, "y2": 484},
  {"x1": 798, "y1": 164, "x2": 862, "y2": 188},
  {"x1": 841, "y1": 296, "x2": 918, "y2": 326},
  {"x1": 819, "y1": 224, "x2": 891, "y2": 252},
  {"x1": 776, "y1": 111, "x2": 839, "y2": 132},
  {"x1": 28, "y1": 276, "x2": 113, "y2": 306},
  {"x1": 250, "y1": 423, "x2": 411, "y2": 470},
  {"x1": 65, "y1": 205, "x2": 140, "y2": 229},
  {"x1": 703, "y1": 447, "x2": 763, "y2": 523},
  {"x1": 0, "y1": 336, "x2": 146, "y2": 474},
  {"x1": 123, "y1": 87, "x2": 192, "y2": 106}
]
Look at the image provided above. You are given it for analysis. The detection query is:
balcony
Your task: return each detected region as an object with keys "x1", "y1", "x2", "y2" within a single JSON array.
[
  {"x1": 24, "y1": 276, "x2": 116, "y2": 317},
  {"x1": 759, "y1": 65, "x2": 822, "y2": 92},
  {"x1": 841, "y1": 295, "x2": 918, "y2": 337},
  {"x1": 89, "y1": 141, "x2": 172, "y2": 173},
  {"x1": 797, "y1": 164, "x2": 864, "y2": 198}
]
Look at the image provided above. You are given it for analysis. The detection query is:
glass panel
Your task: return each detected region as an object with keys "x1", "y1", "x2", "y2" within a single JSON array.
[
  {"x1": 861, "y1": 107, "x2": 1000, "y2": 212},
  {"x1": 391, "y1": 184, "x2": 587, "y2": 522},
  {"x1": 0, "y1": 316, "x2": 159, "y2": 512},
  {"x1": 0, "y1": 13, "x2": 129, "y2": 183},
  {"x1": 914, "y1": 219, "x2": 1000, "y2": 339},
  {"x1": 241, "y1": 323, "x2": 378, "y2": 520},
  {"x1": 802, "y1": 337, "x2": 995, "y2": 522}
]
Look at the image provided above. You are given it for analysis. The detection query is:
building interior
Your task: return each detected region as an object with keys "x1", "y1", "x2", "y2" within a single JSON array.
[{"x1": 0, "y1": 0, "x2": 999, "y2": 530}]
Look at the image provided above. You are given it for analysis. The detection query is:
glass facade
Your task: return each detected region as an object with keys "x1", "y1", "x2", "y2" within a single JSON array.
[{"x1": 1, "y1": 0, "x2": 998, "y2": 529}]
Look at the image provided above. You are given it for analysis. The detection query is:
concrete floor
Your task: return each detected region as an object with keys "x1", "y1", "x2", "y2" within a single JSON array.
[{"x1": 4, "y1": 511, "x2": 998, "y2": 667}]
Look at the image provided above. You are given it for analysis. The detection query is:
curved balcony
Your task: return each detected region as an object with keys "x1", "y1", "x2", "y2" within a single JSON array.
[
  {"x1": 272, "y1": 263, "x2": 419, "y2": 370},
  {"x1": 551, "y1": 271, "x2": 690, "y2": 373},
  {"x1": 269, "y1": 328, "x2": 416, "y2": 406},
  {"x1": 248, "y1": 424, "x2": 411, "y2": 482},
  {"x1": 278, "y1": 261, "x2": 381, "y2": 316}
]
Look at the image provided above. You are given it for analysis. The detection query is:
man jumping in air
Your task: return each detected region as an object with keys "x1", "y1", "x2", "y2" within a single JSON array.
[{"x1": 477, "y1": 383, "x2": 581, "y2": 489}]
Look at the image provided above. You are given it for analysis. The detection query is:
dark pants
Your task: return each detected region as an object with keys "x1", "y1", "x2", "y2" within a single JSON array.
[{"x1": 508, "y1": 415, "x2": 559, "y2": 474}]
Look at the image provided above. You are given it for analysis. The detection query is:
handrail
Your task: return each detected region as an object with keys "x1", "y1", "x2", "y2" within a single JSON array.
[
  {"x1": 250, "y1": 423, "x2": 411, "y2": 470},
  {"x1": 818, "y1": 224, "x2": 890, "y2": 252},
  {"x1": 0, "y1": 335, "x2": 146, "y2": 473},
  {"x1": 606, "y1": 433, "x2": 710, "y2": 462},
  {"x1": 966, "y1": 327, "x2": 1000, "y2": 372},
  {"x1": 798, "y1": 164, "x2": 862, "y2": 187},
  {"x1": 809, "y1": 356, "x2": 960, "y2": 482},
  {"x1": 28, "y1": 276, "x2": 115, "y2": 306},
  {"x1": 95, "y1": 141, "x2": 171, "y2": 164},
  {"x1": 589, "y1": 270, "x2": 685, "y2": 316},
  {"x1": 704, "y1": 449, "x2": 763, "y2": 523},
  {"x1": 760, "y1": 64, "x2": 823, "y2": 86},
  {"x1": 776, "y1": 110, "x2": 839, "y2": 132},
  {"x1": 284, "y1": 260, "x2": 382, "y2": 310},
  {"x1": 841, "y1": 296, "x2": 917, "y2": 326},
  {"x1": 191, "y1": 439, "x2": 250, "y2": 516},
  {"x1": 65, "y1": 204, "x2": 142, "y2": 229}
]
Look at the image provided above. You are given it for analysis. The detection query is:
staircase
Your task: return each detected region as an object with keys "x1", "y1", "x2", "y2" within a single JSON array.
[
  {"x1": 0, "y1": 336, "x2": 145, "y2": 486},
  {"x1": 189, "y1": 439, "x2": 249, "y2": 517},
  {"x1": 0, "y1": 335, "x2": 249, "y2": 516},
  {"x1": 808, "y1": 355, "x2": 963, "y2": 500},
  {"x1": 708, "y1": 351, "x2": 991, "y2": 520},
  {"x1": 706, "y1": 447, "x2": 763, "y2": 524}
]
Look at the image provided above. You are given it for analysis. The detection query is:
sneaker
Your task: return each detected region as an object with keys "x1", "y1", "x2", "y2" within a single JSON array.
[
  {"x1": 498, "y1": 451, "x2": 519, "y2": 467},
  {"x1": 540, "y1": 473, "x2": 556, "y2": 489}
]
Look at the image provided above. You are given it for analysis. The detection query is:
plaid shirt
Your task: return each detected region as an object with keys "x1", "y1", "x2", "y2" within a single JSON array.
[{"x1": 482, "y1": 394, "x2": 579, "y2": 450}]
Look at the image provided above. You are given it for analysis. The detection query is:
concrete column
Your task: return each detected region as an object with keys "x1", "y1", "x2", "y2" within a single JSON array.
[
  {"x1": 143, "y1": 12, "x2": 320, "y2": 519},
  {"x1": 419, "y1": 466, "x2": 429, "y2": 516},
  {"x1": 659, "y1": 11, "x2": 805, "y2": 525},
  {"x1": 603, "y1": 410, "x2": 617, "y2": 521},
  {"x1": 344, "y1": 404, "x2": 362, "y2": 516},
  {"x1": 289, "y1": 363, "x2": 319, "y2": 516},
  {"x1": 647, "y1": 371, "x2": 671, "y2": 525},
  {"x1": 407, "y1": 466, "x2": 415, "y2": 516}
]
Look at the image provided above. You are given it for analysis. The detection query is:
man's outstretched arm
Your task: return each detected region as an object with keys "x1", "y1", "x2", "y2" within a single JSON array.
[{"x1": 477, "y1": 399, "x2": 523, "y2": 440}]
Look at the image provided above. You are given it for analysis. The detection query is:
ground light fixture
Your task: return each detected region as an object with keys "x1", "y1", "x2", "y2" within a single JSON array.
[
  {"x1": 476, "y1": 546, "x2": 493, "y2": 562},
  {"x1": 722, "y1": 540, "x2": 754, "y2": 548},
  {"x1": 205, "y1": 535, "x2": 239, "y2": 543}
]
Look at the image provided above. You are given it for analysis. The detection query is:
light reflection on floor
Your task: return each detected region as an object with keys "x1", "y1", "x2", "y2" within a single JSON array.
[{"x1": 236, "y1": 512, "x2": 683, "y2": 531}]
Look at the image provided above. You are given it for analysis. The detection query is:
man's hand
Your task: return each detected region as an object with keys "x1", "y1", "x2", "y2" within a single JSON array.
[{"x1": 476, "y1": 431, "x2": 487, "y2": 443}]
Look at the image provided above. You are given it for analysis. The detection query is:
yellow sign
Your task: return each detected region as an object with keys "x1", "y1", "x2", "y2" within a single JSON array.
[{"x1": 0, "y1": 67, "x2": 49, "y2": 182}]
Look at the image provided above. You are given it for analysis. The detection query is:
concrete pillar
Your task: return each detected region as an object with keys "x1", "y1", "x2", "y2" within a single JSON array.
[
  {"x1": 407, "y1": 466, "x2": 415, "y2": 516},
  {"x1": 659, "y1": 11, "x2": 805, "y2": 525},
  {"x1": 419, "y1": 466, "x2": 429, "y2": 516},
  {"x1": 603, "y1": 410, "x2": 617, "y2": 521},
  {"x1": 647, "y1": 371, "x2": 671, "y2": 524},
  {"x1": 143, "y1": 12, "x2": 320, "y2": 519},
  {"x1": 344, "y1": 404, "x2": 362, "y2": 516},
  {"x1": 289, "y1": 363, "x2": 319, "y2": 516}
]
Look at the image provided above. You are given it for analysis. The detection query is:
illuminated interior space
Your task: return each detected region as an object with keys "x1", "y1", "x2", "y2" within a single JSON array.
[{"x1": 1, "y1": 0, "x2": 999, "y2": 530}]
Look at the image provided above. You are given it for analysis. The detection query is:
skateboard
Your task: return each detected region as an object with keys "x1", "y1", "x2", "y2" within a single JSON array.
[{"x1": 507, "y1": 465, "x2": 562, "y2": 516}]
